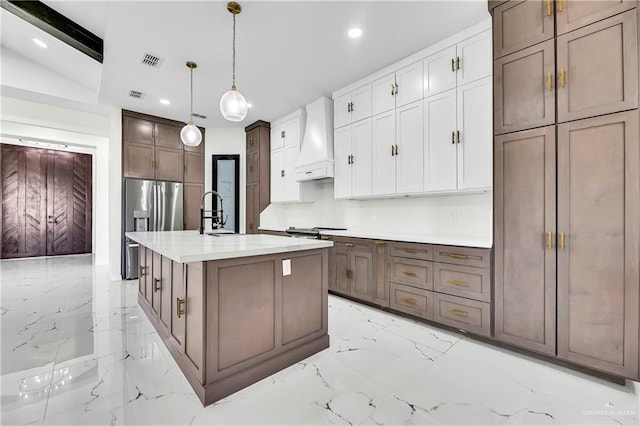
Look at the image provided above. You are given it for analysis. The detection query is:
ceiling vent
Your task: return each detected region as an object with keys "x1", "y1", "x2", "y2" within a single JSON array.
[
  {"x1": 192, "y1": 113, "x2": 207, "y2": 119},
  {"x1": 141, "y1": 53, "x2": 162, "y2": 68},
  {"x1": 128, "y1": 90, "x2": 144, "y2": 99}
]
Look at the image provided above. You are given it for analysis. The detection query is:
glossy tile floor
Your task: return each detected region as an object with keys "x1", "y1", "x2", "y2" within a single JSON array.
[{"x1": 1, "y1": 255, "x2": 638, "y2": 425}]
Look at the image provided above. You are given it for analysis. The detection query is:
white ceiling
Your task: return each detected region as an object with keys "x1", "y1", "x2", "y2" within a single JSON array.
[{"x1": 1, "y1": 1, "x2": 490, "y2": 128}]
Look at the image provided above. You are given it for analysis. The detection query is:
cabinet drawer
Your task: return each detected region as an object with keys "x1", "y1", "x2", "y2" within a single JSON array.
[
  {"x1": 390, "y1": 257, "x2": 432, "y2": 290},
  {"x1": 333, "y1": 237, "x2": 372, "y2": 253},
  {"x1": 433, "y1": 293, "x2": 491, "y2": 337},
  {"x1": 390, "y1": 241, "x2": 433, "y2": 260},
  {"x1": 433, "y1": 263, "x2": 490, "y2": 303},
  {"x1": 390, "y1": 283, "x2": 433, "y2": 320},
  {"x1": 433, "y1": 245, "x2": 491, "y2": 268}
]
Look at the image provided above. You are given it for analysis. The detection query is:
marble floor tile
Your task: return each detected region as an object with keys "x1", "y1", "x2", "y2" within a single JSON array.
[{"x1": 1, "y1": 255, "x2": 639, "y2": 425}]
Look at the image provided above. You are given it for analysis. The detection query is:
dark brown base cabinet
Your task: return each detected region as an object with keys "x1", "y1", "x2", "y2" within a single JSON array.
[{"x1": 137, "y1": 245, "x2": 330, "y2": 405}]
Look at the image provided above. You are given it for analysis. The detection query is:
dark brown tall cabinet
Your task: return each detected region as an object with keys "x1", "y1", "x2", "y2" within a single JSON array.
[
  {"x1": 491, "y1": 0, "x2": 639, "y2": 379},
  {"x1": 1, "y1": 144, "x2": 92, "y2": 258},
  {"x1": 244, "y1": 121, "x2": 270, "y2": 234}
]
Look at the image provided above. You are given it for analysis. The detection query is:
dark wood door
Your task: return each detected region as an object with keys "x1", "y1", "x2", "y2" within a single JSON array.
[
  {"x1": 492, "y1": 0, "x2": 554, "y2": 59},
  {"x1": 184, "y1": 152, "x2": 204, "y2": 184},
  {"x1": 155, "y1": 147, "x2": 183, "y2": 182},
  {"x1": 372, "y1": 241, "x2": 389, "y2": 307},
  {"x1": 556, "y1": 0, "x2": 637, "y2": 36},
  {"x1": 494, "y1": 126, "x2": 556, "y2": 355},
  {"x1": 246, "y1": 183, "x2": 259, "y2": 234},
  {"x1": 123, "y1": 142, "x2": 154, "y2": 179},
  {"x1": 494, "y1": 39, "x2": 555, "y2": 135},
  {"x1": 557, "y1": 111, "x2": 639, "y2": 378},
  {"x1": 1, "y1": 145, "x2": 47, "y2": 258},
  {"x1": 351, "y1": 250, "x2": 373, "y2": 302},
  {"x1": 46, "y1": 151, "x2": 92, "y2": 256},
  {"x1": 183, "y1": 183, "x2": 204, "y2": 231},
  {"x1": 123, "y1": 116, "x2": 154, "y2": 146},
  {"x1": 334, "y1": 249, "x2": 351, "y2": 295},
  {"x1": 556, "y1": 10, "x2": 638, "y2": 123},
  {"x1": 154, "y1": 123, "x2": 182, "y2": 150}
]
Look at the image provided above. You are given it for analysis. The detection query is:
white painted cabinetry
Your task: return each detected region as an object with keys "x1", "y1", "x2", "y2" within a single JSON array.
[
  {"x1": 335, "y1": 119, "x2": 373, "y2": 199},
  {"x1": 372, "y1": 61, "x2": 424, "y2": 116},
  {"x1": 270, "y1": 110, "x2": 313, "y2": 203},
  {"x1": 334, "y1": 84, "x2": 372, "y2": 129}
]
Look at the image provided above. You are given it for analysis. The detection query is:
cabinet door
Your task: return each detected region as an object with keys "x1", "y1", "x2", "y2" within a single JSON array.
[
  {"x1": 424, "y1": 45, "x2": 457, "y2": 97},
  {"x1": 372, "y1": 241, "x2": 389, "y2": 307},
  {"x1": 184, "y1": 152, "x2": 204, "y2": 184},
  {"x1": 372, "y1": 73, "x2": 396, "y2": 116},
  {"x1": 123, "y1": 142, "x2": 154, "y2": 179},
  {"x1": 151, "y1": 251, "x2": 162, "y2": 315},
  {"x1": 457, "y1": 30, "x2": 492, "y2": 86},
  {"x1": 170, "y1": 261, "x2": 185, "y2": 351},
  {"x1": 123, "y1": 116, "x2": 154, "y2": 145},
  {"x1": 556, "y1": 0, "x2": 637, "y2": 36},
  {"x1": 155, "y1": 123, "x2": 182, "y2": 150},
  {"x1": 351, "y1": 118, "x2": 373, "y2": 197},
  {"x1": 457, "y1": 77, "x2": 493, "y2": 190},
  {"x1": 334, "y1": 249, "x2": 351, "y2": 295},
  {"x1": 493, "y1": 0, "x2": 554, "y2": 59},
  {"x1": 334, "y1": 126, "x2": 352, "y2": 199},
  {"x1": 270, "y1": 123, "x2": 285, "y2": 151},
  {"x1": 395, "y1": 101, "x2": 424, "y2": 195},
  {"x1": 270, "y1": 148, "x2": 285, "y2": 203},
  {"x1": 351, "y1": 251, "x2": 373, "y2": 302},
  {"x1": 159, "y1": 255, "x2": 172, "y2": 332},
  {"x1": 138, "y1": 245, "x2": 147, "y2": 297},
  {"x1": 246, "y1": 128, "x2": 259, "y2": 153},
  {"x1": 144, "y1": 247, "x2": 153, "y2": 307},
  {"x1": 155, "y1": 147, "x2": 183, "y2": 182},
  {"x1": 183, "y1": 183, "x2": 203, "y2": 231},
  {"x1": 246, "y1": 182, "x2": 259, "y2": 233},
  {"x1": 246, "y1": 151, "x2": 259, "y2": 184},
  {"x1": 556, "y1": 10, "x2": 638, "y2": 123},
  {"x1": 396, "y1": 61, "x2": 424, "y2": 108},
  {"x1": 494, "y1": 126, "x2": 556, "y2": 355},
  {"x1": 557, "y1": 111, "x2": 639, "y2": 378},
  {"x1": 283, "y1": 145, "x2": 301, "y2": 202},
  {"x1": 371, "y1": 111, "x2": 396, "y2": 196},
  {"x1": 351, "y1": 84, "x2": 372, "y2": 123},
  {"x1": 334, "y1": 92, "x2": 352, "y2": 129},
  {"x1": 424, "y1": 89, "x2": 457, "y2": 191},
  {"x1": 184, "y1": 262, "x2": 205, "y2": 383},
  {"x1": 494, "y1": 40, "x2": 555, "y2": 135}
]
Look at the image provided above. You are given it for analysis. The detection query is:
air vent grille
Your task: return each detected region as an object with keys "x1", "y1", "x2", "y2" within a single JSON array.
[
  {"x1": 192, "y1": 113, "x2": 207, "y2": 119},
  {"x1": 141, "y1": 53, "x2": 162, "y2": 67},
  {"x1": 128, "y1": 90, "x2": 144, "y2": 99}
]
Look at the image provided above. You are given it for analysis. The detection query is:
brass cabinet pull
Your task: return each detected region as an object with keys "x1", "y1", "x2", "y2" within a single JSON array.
[
  {"x1": 547, "y1": 72, "x2": 553, "y2": 91},
  {"x1": 153, "y1": 278, "x2": 161, "y2": 292},
  {"x1": 346, "y1": 269, "x2": 353, "y2": 279},
  {"x1": 402, "y1": 297, "x2": 417, "y2": 305},
  {"x1": 373, "y1": 240, "x2": 386, "y2": 246},
  {"x1": 560, "y1": 68, "x2": 566, "y2": 87},
  {"x1": 391, "y1": 145, "x2": 395, "y2": 156},
  {"x1": 249, "y1": 223, "x2": 254, "y2": 231},
  {"x1": 350, "y1": 102, "x2": 354, "y2": 112},
  {"x1": 344, "y1": 242, "x2": 355, "y2": 247},
  {"x1": 558, "y1": 0, "x2": 563, "y2": 12},
  {"x1": 450, "y1": 309, "x2": 468, "y2": 317},
  {"x1": 350, "y1": 155, "x2": 354, "y2": 164},
  {"x1": 249, "y1": 137, "x2": 254, "y2": 146},
  {"x1": 547, "y1": 0, "x2": 552, "y2": 16},
  {"x1": 281, "y1": 170, "x2": 285, "y2": 177},
  {"x1": 139, "y1": 265, "x2": 146, "y2": 277},
  {"x1": 394, "y1": 83, "x2": 399, "y2": 95},
  {"x1": 403, "y1": 271, "x2": 417, "y2": 277},
  {"x1": 446, "y1": 253, "x2": 468, "y2": 259},
  {"x1": 451, "y1": 58, "x2": 455, "y2": 72},
  {"x1": 395, "y1": 144, "x2": 399, "y2": 155},
  {"x1": 456, "y1": 130, "x2": 461, "y2": 144},
  {"x1": 547, "y1": 231, "x2": 553, "y2": 249},
  {"x1": 281, "y1": 130, "x2": 285, "y2": 138},
  {"x1": 403, "y1": 248, "x2": 417, "y2": 254},
  {"x1": 249, "y1": 164, "x2": 254, "y2": 172},
  {"x1": 451, "y1": 131, "x2": 455, "y2": 144},
  {"x1": 391, "y1": 84, "x2": 395, "y2": 96},
  {"x1": 176, "y1": 298, "x2": 185, "y2": 318},
  {"x1": 560, "y1": 231, "x2": 565, "y2": 251},
  {"x1": 449, "y1": 280, "x2": 468, "y2": 287},
  {"x1": 456, "y1": 56, "x2": 461, "y2": 70}
]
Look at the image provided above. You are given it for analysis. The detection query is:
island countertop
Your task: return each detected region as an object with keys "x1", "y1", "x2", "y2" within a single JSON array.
[{"x1": 126, "y1": 230, "x2": 333, "y2": 263}]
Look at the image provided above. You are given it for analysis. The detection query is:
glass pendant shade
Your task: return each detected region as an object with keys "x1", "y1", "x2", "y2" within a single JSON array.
[
  {"x1": 219, "y1": 88, "x2": 248, "y2": 122},
  {"x1": 180, "y1": 121, "x2": 202, "y2": 146}
]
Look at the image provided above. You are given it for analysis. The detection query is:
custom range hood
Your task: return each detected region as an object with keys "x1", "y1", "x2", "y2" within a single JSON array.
[{"x1": 294, "y1": 97, "x2": 334, "y2": 181}]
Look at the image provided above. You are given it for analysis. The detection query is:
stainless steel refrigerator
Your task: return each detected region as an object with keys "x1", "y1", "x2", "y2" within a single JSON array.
[{"x1": 122, "y1": 178, "x2": 183, "y2": 279}]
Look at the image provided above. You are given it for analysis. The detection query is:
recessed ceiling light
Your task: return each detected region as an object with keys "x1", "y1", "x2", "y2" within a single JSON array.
[
  {"x1": 160, "y1": 99, "x2": 170, "y2": 105},
  {"x1": 32, "y1": 38, "x2": 48, "y2": 48},
  {"x1": 348, "y1": 28, "x2": 362, "y2": 38}
]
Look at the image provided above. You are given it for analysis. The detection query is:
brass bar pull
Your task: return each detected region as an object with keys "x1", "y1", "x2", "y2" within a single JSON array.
[
  {"x1": 281, "y1": 130, "x2": 285, "y2": 138},
  {"x1": 344, "y1": 242, "x2": 355, "y2": 247},
  {"x1": 547, "y1": 72, "x2": 553, "y2": 91},
  {"x1": 403, "y1": 271, "x2": 417, "y2": 277},
  {"x1": 560, "y1": 231, "x2": 565, "y2": 251},
  {"x1": 452, "y1": 131, "x2": 455, "y2": 145},
  {"x1": 395, "y1": 83, "x2": 398, "y2": 95},
  {"x1": 451, "y1": 58, "x2": 455, "y2": 72},
  {"x1": 395, "y1": 145, "x2": 399, "y2": 155},
  {"x1": 456, "y1": 56, "x2": 461, "y2": 70},
  {"x1": 373, "y1": 241, "x2": 386, "y2": 246},
  {"x1": 249, "y1": 137, "x2": 254, "y2": 146},
  {"x1": 558, "y1": 0, "x2": 563, "y2": 12},
  {"x1": 450, "y1": 309, "x2": 468, "y2": 317},
  {"x1": 350, "y1": 155, "x2": 354, "y2": 164},
  {"x1": 447, "y1": 253, "x2": 468, "y2": 260},
  {"x1": 391, "y1": 84, "x2": 395, "y2": 96},
  {"x1": 139, "y1": 266, "x2": 146, "y2": 277},
  {"x1": 547, "y1": 0, "x2": 552, "y2": 16},
  {"x1": 449, "y1": 280, "x2": 468, "y2": 287},
  {"x1": 456, "y1": 130, "x2": 461, "y2": 144},
  {"x1": 249, "y1": 164, "x2": 254, "y2": 172},
  {"x1": 547, "y1": 231, "x2": 553, "y2": 249},
  {"x1": 560, "y1": 68, "x2": 566, "y2": 87},
  {"x1": 402, "y1": 297, "x2": 417, "y2": 305},
  {"x1": 153, "y1": 278, "x2": 161, "y2": 292},
  {"x1": 391, "y1": 145, "x2": 395, "y2": 156},
  {"x1": 403, "y1": 249, "x2": 417, "y2": 254},
  {"x1": 281, "y1": 170, "x2": 285, "y2": 177},
  {"x1": 351, "y1": 102, "x2": 354, "y2": 112},
  {"x1": 346, "y1": 269, "x2": 353, "y2": 279},
  {"x1": 176, "y1": 298, "x2": 185, "y2": 318}
]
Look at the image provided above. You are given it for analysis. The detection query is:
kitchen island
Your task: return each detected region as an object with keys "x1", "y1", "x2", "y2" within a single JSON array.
[{"x1": 125, "y1": 231, "x2": 333, "y2": 405}]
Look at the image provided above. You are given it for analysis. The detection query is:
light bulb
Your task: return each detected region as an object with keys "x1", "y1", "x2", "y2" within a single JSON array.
[
  {"x1": 220, "y1": 89, "x2": 248, "y2": 122},
  {"x1": 180, "y1": 122, "x2": 202, "y2": 146}
]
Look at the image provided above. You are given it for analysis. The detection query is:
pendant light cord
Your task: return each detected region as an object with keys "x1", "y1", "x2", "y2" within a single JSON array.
[
  {"x1": 189, "y1": 66, "x2": 194, "y2": 123},
  {"x1": 232, "y1": 12, "x2": 236, "y2": 90}
]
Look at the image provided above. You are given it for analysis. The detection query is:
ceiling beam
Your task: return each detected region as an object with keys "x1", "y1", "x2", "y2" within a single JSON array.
[{"x1": 1, "y1": 0, "x2": 103, "y2": 63}]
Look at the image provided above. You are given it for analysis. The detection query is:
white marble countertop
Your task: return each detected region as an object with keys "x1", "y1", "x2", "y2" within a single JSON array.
[
  {"x1": 258, "y1": 227, "x2": 492, "y2": 248},
  {"x1": 126, "y1": 231, "x2": 333, "y2": 263}
]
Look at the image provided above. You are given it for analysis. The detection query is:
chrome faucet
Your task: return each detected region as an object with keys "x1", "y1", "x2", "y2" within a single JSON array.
[{"x1": 199, "y1": 191, "x2": 227, "y2": 234}]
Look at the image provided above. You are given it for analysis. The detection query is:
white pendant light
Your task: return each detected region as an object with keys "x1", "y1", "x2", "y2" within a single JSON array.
[
  {"x1": 181, "y1": 61, "x2": 202, "y2": 147},
  {"x1": 220, "y1": 2, "x2": 248, "y2": 122}
]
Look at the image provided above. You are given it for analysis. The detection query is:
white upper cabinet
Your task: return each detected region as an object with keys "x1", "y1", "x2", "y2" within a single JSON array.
[
  {"x1": 372, "y1": 62, "x2": 424, "y2": 116},
  {"x1": 424, "y1": 89, "x2": 458, "y2": 191},
  {"x1": 270, "y1": 110, "x2": 314, "y2": 203},
  {"x1": 424, "y1": 30, "x2": 491, "y2": 97},
  {"x1": 334, "y1": 84, "x2": 372, "y2": 128},
  {"x1": 372, "y1": 110, "x2": 396, "y2": 196},
  {"x1": 395, "y1": 100, "x2": 424, "y2": 194},
  {"x1": 334, "y1": 119, "x2": 373, "y2": 199},
  {"x1": 333, "y1": 126, "x2": 352, "y2": 199}
]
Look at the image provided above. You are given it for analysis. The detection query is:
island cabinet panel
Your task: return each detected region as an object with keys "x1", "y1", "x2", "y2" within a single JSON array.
[
  {"x1": 184, "y1": 262, "x2": 206, "y2": 384},
  {"x1": 159, "y1": 256, "x2": 173, "y2": 333},
  {"x1": 372, "y1": 241, "x2": 390, "y2": 307},
  {"x1": 143, "y1": 247, "x2": 154, "y2": 307},
  {"x1": 151, "y1": 251, "x2": 162, "y2": 315},
  {"x1": 138, "y1": 245, "x2": 148, "y2": 298},
  {"x1": 169, "y1": 260, "x2": 185, "y2": 350}
]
